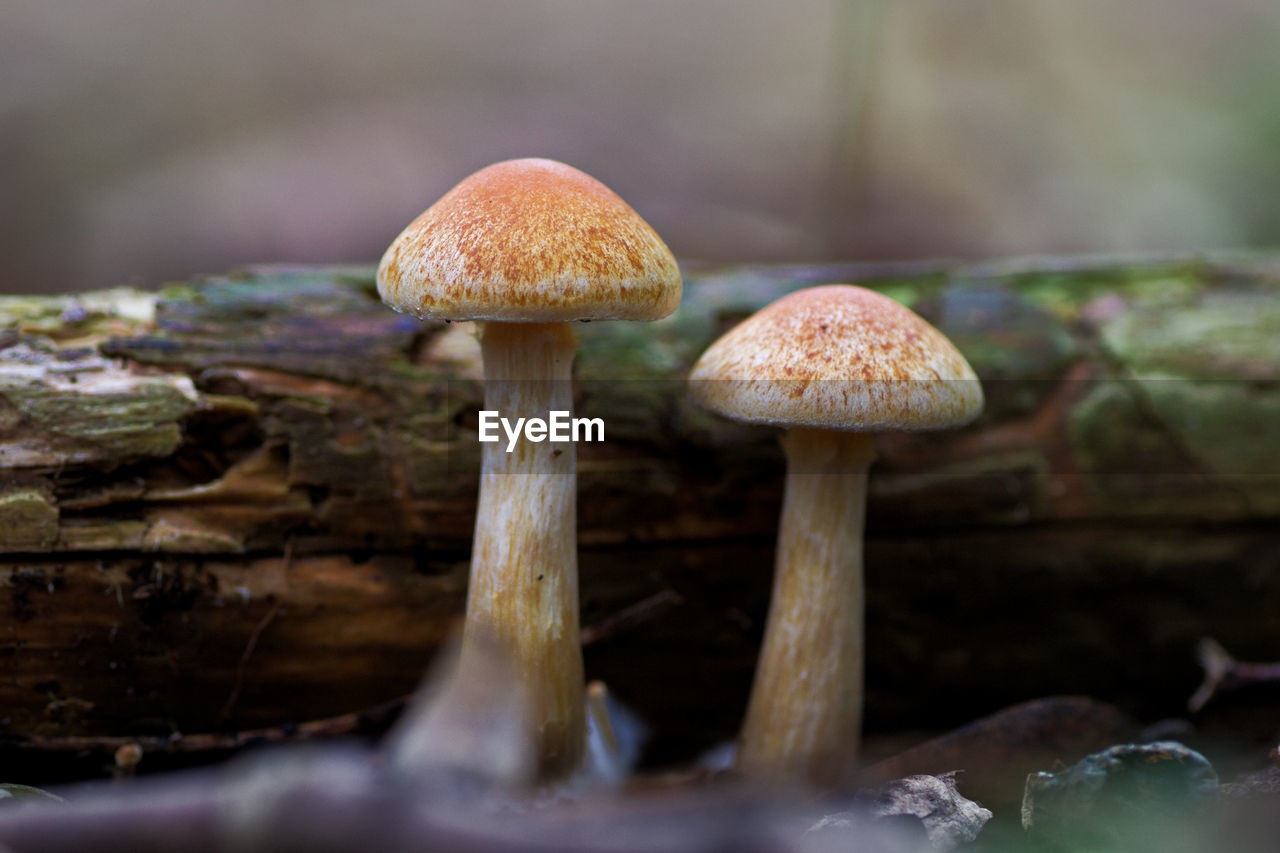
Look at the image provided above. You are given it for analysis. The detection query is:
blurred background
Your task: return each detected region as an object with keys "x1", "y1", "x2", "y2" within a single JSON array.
[{"x1": 4, "y1": 0, "x2": 1280, "y2": 295}]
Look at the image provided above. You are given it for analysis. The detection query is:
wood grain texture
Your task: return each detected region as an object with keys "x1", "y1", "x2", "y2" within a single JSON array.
[{"x1": 2, "y1": 255, "x2": 1279, "y2": 761}]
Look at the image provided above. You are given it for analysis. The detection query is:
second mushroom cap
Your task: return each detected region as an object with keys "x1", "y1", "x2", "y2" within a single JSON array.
[{"x1": 688, "y1": 284, "x2": 983, "y2": 431}]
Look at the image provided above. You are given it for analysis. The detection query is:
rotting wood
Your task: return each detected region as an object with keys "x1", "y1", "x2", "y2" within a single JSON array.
[{"x1": 2, "y1": 255, "x2": 1279, "y2": 762}]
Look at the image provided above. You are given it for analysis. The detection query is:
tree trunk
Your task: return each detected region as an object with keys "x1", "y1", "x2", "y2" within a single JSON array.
[{"x1": 2, "y1": 255, "x2": 1279, "y2": 768}]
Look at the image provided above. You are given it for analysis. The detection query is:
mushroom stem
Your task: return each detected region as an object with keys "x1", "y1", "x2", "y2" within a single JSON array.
[
  {"x1": 464, "y1": 321, "x2": 584, "y2": 779},
  {"x1": 736, "y1": 427, "x2": 876, "y2": 778}
]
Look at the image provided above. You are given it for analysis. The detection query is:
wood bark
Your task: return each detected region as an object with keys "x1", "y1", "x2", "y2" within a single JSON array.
[{"x1": 2, "y1": 255, "x2": 1279, "y2": 769}]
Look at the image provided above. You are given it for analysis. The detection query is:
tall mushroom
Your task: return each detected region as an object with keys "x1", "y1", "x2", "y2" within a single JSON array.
[
  {"x1": 687, "y1": 285, "x2": 982, "y2": 779},
  {"x1": 377, "y1": 158, "x2": 681, "y2": 779}
]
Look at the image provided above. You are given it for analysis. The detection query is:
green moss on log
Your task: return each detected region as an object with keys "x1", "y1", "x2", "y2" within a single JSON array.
[{"x1": 0, "y1": 485, "x2": 58, "y2": 550}]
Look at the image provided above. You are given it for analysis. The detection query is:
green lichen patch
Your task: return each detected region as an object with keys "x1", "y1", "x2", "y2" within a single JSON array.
[
  {"x1": 1065, "y1": 380, "x2": 1257, "y2": 518},
  {"x1": 0, "y1": 385, "x2": 191, "y2": 465},
  {"x1": 55, "y1": 520, "x2": 147, "y2": 552},
  {"x1": 1135, "y1": 374, "x2": 1280, "y2": 510},
  {"x1": 0, "y1": 342, "x2": 199, "y2": 468},
  {"x1": 0, "y1": 484, "x2": 59, "y2": 550},
  {"x1": 577, "y1": 320, "x2": 689, "y2": 380},
  {"x1": 141, "y1": 515, "x2": 245, "y2": 553},
  {"x1": 1068, "y1": 382, "x2": 1192, "y2": 478},
  {"x1": 1099, "y1": 291, "x2": 1280, "y2": 380},
  {"x1": 0, "y1": 289, "x2": 159, "y2": 341},
  {"x1": 991, "y1": 256, "x2": 1204, "y2": 322}
]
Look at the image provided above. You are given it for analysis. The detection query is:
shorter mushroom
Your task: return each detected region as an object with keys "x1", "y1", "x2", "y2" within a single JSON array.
[{"x1": 688, "y1": 285, "x2": 983, "y2": 779}]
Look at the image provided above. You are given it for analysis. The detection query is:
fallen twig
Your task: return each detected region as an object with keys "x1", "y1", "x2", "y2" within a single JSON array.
[{"x1": 1189, "y1": 638, "x2": 1280, "y2": 713}]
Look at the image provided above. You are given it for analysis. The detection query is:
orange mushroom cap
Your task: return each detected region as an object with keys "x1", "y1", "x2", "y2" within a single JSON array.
[
  {"x1": 377, "y1": 158, "x2": 682, "y2": 323},
  {"x1": 688, "y1": 285, "x2": 983, "y2": 431}
]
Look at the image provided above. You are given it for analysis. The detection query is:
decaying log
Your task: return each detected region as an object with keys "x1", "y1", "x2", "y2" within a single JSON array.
[{"x1": 2, "y1": 255, "x2": 1279, "y2": 767}]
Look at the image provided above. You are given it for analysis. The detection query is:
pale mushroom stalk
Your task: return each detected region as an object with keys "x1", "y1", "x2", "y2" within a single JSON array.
[
  {"x1": 737, "y1": 428, "x2": 875, "y2": 775},
  {"x1": 687, "y1": 284, "x2": 982, "y2": 782},
  {"x1": 466, "y1": 321, "x2": 583, "y2": 778}
]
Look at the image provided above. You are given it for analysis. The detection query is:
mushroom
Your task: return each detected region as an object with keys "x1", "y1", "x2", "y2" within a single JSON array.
[
  {"x1": 687, "y1": 284, "x2": 982, "y2": 779},
  {"x1": 377, "y1": 158, "x2": 681, "y2": 778}
]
